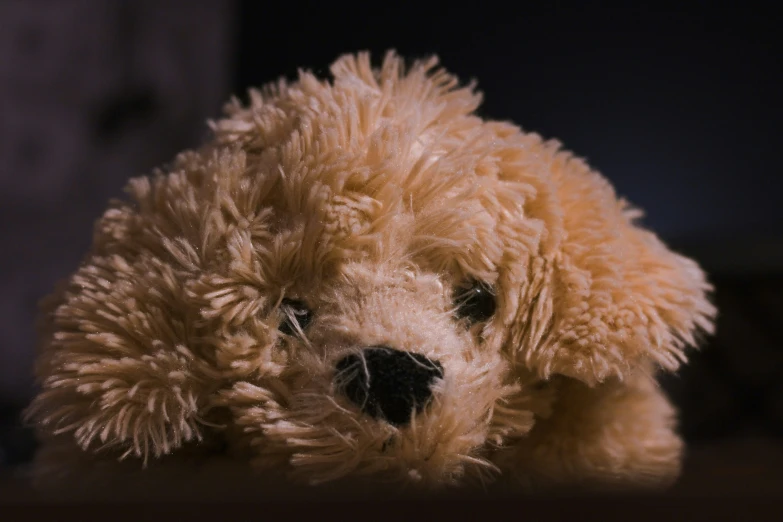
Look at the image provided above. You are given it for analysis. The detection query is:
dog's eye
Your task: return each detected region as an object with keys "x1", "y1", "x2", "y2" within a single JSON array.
[
  {"x1": 454, "y1": 280, "x2": 496, "y2": 323},
  {"x1": 278, "y1": 298, "x2": 313, "y2": 336}
]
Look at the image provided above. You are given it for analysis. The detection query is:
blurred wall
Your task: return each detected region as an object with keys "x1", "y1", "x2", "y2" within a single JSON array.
[{"x1": 0, "y1": 0, "x2": 235, "y2": 404}]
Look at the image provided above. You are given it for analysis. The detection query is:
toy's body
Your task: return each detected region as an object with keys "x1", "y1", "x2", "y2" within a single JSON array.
[{"x1": 26, "y1": 52, "x2": 715, "y2": 498}]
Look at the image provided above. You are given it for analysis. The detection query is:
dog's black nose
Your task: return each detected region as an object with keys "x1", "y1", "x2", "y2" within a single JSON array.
[{"x1": 334, "y1": 346, "x2": 444, "y2": 426}]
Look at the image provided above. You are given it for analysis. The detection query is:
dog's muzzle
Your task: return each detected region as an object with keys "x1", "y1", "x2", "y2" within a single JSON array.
[{"x1": 334, "y1": 346, "x2": 444, "y2": 426}]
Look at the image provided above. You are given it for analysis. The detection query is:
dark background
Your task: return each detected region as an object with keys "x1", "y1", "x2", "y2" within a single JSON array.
[{"x1": 1, "y1": 0, "x2": 781, "y2": 497}]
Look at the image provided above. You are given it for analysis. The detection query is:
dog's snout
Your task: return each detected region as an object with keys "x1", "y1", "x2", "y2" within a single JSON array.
[{"x1": 334, "y1": 346, "x2": 444, "y2": 426}]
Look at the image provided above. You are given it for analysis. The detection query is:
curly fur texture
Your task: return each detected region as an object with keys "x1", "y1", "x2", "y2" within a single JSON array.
[{"x1": 25, "y1": 51, "x2": 715, "y2": 497}]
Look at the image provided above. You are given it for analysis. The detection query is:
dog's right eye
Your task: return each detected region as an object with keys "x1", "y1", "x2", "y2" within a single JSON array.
[
  {"x1": 454, "y1": 280, "x2": 496, "y2": 323},
  {"x1": 278, "y1": 298, "x2": 313, "y2": 336}
]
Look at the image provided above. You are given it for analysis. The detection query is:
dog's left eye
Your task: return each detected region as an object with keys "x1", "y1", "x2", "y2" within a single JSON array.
[
  {"x1": 278, "y1": 298, "x2": 313, "y2": 336},
  {"x1": 454, "y1": 280, "x2": 496, "y2": 323}
]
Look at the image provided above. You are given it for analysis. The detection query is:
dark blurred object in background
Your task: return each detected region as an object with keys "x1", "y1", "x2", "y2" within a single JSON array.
[
  {"x1": 660, "y1": 274, "x2": 783, "y2": 442},
  {"x1": 0, "y1": 403, "x2": 36, "y2": 468},
  {"x1": 0, "y1": 0, "x2": 234, "y2": 403},
  {"x1": 1, "y1": 0, "x2": 781, "y2": 494},
  {"x1": 0, "y1": 0, "x2": 234, "y2": 474}
]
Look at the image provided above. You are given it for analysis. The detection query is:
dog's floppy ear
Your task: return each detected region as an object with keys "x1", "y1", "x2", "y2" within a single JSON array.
[
  {"x1": 24, "y1": 154, "x2": 233, "y2": 464},
  {"x1": 515, "y1": 152, "x2": 716, "y2": 386}
]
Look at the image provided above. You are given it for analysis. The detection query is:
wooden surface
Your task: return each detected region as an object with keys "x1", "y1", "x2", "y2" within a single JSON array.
[{"x1": 2, "y1": 435, "x2": 782, "y2": 503}]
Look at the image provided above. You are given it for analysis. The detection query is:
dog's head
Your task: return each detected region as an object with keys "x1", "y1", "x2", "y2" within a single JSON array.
[{"x1": 27, "y1": 51, "x2": 715, "y2": 488}]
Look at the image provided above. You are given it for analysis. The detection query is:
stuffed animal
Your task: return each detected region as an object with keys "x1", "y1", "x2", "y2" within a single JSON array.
[{"x1": 25, "y1": 51, "x2": 715, "y2": 498}]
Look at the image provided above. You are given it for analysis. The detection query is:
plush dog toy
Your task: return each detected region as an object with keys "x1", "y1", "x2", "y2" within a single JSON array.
[{"x1": 25, "y1": 51, "x2": 715, "y2": 497}]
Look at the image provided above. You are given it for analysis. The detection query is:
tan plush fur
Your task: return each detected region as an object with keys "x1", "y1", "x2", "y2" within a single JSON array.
[{"x1": 25, "y1": 51, "x2": 715, "y2": 498}]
